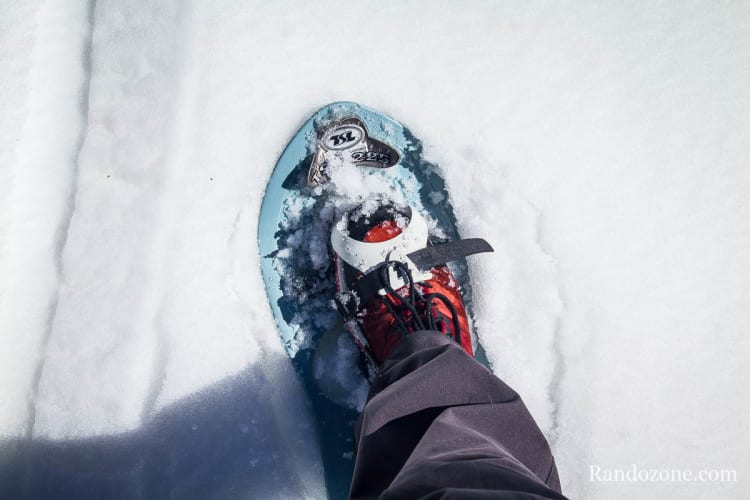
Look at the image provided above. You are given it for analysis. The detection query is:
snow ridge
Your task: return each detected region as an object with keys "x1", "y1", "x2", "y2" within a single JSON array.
[
  {"x1": 27, "y1": 0, "x2": 97, "y2": 441},
  {"x1": 532, "y1": 208, "x2": 567, "y2": 446},
  {"x1": 0, "y1": 0, "x2": 92, "y2": 438},
  {"x1": 32, "y1": 0, "x2": 190, "y2": 437}
]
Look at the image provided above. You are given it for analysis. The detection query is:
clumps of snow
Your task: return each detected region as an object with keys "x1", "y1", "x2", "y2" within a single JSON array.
[
  {"x1": 428, "y1": 191, "x2": 445, "y2": 204},
  {"x1": 326, "y1": 159, "x2": 408, "y2": 209}
]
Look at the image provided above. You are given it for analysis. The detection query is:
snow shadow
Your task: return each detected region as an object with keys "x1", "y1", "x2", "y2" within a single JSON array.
[{"x1": 0, "y1": 364, "x2": 324, "y2": 499}]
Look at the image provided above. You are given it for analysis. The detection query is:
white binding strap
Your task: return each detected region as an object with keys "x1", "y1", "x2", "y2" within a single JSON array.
[{"x1": 331, "y1": 208, "x2": 432, "y2": 286}]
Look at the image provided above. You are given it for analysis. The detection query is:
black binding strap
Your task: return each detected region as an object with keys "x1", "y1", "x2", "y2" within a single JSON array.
[
  {"x1": 335, "y1": 238, "x2": 494, "y2": 320},
  {"x1": 407, "y1": 238, "x2": 494, "y2": 271}
]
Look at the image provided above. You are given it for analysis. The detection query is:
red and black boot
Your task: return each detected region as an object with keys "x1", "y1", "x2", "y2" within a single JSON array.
[{"x1": 331, "y1": 201, "x2": 492, "y2": 368}]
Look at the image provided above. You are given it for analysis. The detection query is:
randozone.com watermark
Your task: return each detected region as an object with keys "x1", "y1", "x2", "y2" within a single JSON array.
[{"x1": 590, "y1": 464, "x2": 737, "y2": 483}]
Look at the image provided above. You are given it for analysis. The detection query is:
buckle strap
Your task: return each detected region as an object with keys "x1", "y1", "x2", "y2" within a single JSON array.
[
  {"x1": 407, "y1": 238, "x2": 494, "y2": 271},
  {"x1": 334, "y1": 238, "x2": 493, "y2": 320}
]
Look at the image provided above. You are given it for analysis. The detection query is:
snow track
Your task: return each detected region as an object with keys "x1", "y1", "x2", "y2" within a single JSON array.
[
  {"x1": 35, "y1": 0, "x2": 189, "y2": 437},
  {"x1": 0, "y1": 0, "x2": 91, "y2": 439}
]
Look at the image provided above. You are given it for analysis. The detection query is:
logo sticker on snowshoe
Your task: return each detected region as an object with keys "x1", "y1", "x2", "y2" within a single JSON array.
[
  {"x1": 308, "y1": 118, "x2": 400, "y2": 186},
  {"x1": 322, "y1": 124, "x2": 365, "y2": 150}
]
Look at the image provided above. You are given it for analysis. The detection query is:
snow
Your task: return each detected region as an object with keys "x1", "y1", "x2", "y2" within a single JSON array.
[{"x1": 2, "y1": 1, "x2": 749, "y2": 499}]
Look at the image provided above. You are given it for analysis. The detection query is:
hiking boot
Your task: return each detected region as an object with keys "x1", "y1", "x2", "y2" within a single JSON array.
[{"x1": 331, "y1": 201, "x2": 475, "y2": 365}]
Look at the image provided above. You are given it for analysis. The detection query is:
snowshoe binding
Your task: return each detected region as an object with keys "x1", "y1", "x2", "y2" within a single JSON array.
[{"x1": 330, "y1": 199, "x2": 493, "y2": 369}]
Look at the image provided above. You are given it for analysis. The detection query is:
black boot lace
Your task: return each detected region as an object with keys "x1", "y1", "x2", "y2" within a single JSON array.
[{"x1": 377, "y1": 257, "x2": 461, "y2": 343}]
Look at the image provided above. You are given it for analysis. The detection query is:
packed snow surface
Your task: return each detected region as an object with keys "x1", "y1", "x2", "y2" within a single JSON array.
[{"x1": 2, "y1": 1, "x2": 749, "y2": 499}]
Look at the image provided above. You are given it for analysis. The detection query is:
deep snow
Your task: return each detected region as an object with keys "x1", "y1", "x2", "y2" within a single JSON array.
[{"x1": 1, "y1": 1, "x2": 749, "y2": 498}]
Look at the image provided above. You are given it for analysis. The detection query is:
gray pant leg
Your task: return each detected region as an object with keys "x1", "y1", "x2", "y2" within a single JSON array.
[{"x1": 349, "y1": 331, "x2": 567, "y2": 500}]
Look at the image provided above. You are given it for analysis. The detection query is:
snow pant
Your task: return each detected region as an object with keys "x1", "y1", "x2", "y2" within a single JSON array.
[{"x1": 349, "y1": 331, "x2": 567, "y2": 500}]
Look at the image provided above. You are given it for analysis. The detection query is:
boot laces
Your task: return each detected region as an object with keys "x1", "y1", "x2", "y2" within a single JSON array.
[{"x1": 377, "y1": 256, "x2": 461, "y2": 343}]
